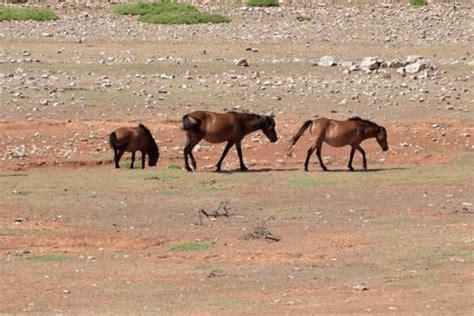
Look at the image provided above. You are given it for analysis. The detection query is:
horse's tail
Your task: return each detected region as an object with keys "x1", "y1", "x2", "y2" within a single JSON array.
[
  {"x1": 182, "y1": 114, "x2": 201, "y2": 132},
  {"x1": 109, "y1": 132, "x2": 127, "y2": 150},
  {"x1": 287, "y1": 120, "x2": 313, "y2": 155}
]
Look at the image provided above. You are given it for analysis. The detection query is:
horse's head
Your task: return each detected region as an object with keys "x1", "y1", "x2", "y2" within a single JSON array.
[
  {"x1": 376, "y1": 126, "x2": 389, "y2": 151},
  {"x1": 148, "y1": 154, "x2": 158, "y2": 167},
  {"x1": 260, "y1": 115, "x2": 278, "y2": 143}
]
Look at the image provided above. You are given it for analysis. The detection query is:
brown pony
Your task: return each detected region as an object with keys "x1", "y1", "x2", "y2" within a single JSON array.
[
  {"x1": 109, "y1": 124, "x2": 159, "y2": 169},
  {"x1": 182, "y1": 111, "x2": 278, "y2": 172},
  {"x1": 288, "y1": 117, "x2": 388, "y2": 171}
]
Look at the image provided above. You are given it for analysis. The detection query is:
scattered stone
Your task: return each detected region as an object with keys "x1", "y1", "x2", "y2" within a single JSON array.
[
  {"x1": 318, "y1": 55, "x2": 336, "y2": 67},
  {"x1": 235, "y1": 58, "x2": 249, "y2": 67}
]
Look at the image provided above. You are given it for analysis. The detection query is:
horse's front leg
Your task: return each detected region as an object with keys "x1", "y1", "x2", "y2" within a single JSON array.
[
  {"x1": 348, "y1": 147, "x2": 356, "y2": 171},
  {"x1": 130, "y1": 151, "x2": 135, "y2": 169},
  {"x1": 215, "y1": 141, "x2": 234, "y2": 172},
  {"x1": 356, "y1": 145, "x2": 367, "y2": 170},
  {"x1": 141, "y1": 150, "x2": 146, "y2": 169},
  {"x1": 235, "y1": 141, "x2": 248, "y2": 171}
]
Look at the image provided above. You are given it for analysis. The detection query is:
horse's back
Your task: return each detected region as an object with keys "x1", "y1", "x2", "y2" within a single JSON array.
[
  {"x1": 312, "y1": 118, "x2": 361, "y2": 147},
  {"x1": 112, "y1": 126, "x2": 146, "y2": 152}
]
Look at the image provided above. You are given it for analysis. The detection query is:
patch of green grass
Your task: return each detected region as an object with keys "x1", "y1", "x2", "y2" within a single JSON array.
[
  {"x1": 167, "y1": 163, "x2": 181, "y2": 170},
  {"x1": 160, "y1": 188, "x2": 182, "y2": 196},
  {"x1": 26, "y1": 253, "x2": 70, "y2": 261},
  {"x1": 287, "y1": 175, "x2": 336, "y2": 189},
  {"x1": 0, "y1": 6, "x2": 59, "y2": 22},
  {"x1": 139, "y1": 11, "x2": 230, "y2": 24},
  {"x1": 436, "y1": 250, "x2": 455, "y2": 260},
  {"x1": 120, "y1": 161, "x2": 143, "y2": 169},
  {"x1": 409, "y1": 0, "x2": 427, "y2": 6},
  {"x1": 113, "y1": 1, "x2": 230, "y2": 25},
  {"x1": 0, "y1": 226, "x2": 50, "y2": 236},
  {"x1": 168, "y1": 241, "x2": 213, "y2": 252},
  {"x1": 247, "y1": 0, "x2": 279, "y2": 7},
  {"x1": 199, "y1": 186, "x2": 219, "y2": 193}
]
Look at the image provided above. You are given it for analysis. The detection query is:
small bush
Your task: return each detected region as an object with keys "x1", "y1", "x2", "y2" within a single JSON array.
[
  {"x1": 0, "y1": 6, "x2": 59, "y2": 22},
  {"x1": 409, "y1": 0, "x2": 427, "y2": 6},
  {"x1": 113, "y1": 1, "x2": 230, "y2": 25},
  {"x1": 247, "y1": 0, "x2": 279, "y2": 7}
]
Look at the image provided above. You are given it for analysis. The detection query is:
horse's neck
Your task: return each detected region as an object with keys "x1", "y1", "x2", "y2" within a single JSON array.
[
  {"x1": 363, "y1": 124, "x2": 379, "y2": 139},
  {"x1": 242, "y1": 115, "x2": 262, "y2": 135}
]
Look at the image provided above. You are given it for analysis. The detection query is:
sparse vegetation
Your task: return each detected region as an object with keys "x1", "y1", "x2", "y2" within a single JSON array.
[
  {"x1": 168, "y1": 241, "x2": 213, "y2": 252},
  {"x1": 26, "y1": 253, "x2": 70, "y2": 261},
  {"x1": 113, "y1": 1, "x2": 230, "y2": 25},
  {"x1": 0, "y1": 6, "x2": 59, "y2": 22},
  {"x1": 167, "y1": 163, "x2": 181, "y2": 170},
  {"x1": 247, "y1": 0, "x2": 279, "y2": 7},
  {"x1": 409, "y1": 0, "x2": 427, "y2": 6}
]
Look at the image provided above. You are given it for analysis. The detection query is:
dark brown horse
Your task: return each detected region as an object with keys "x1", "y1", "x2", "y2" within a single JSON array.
[
  {"x1": 182, "y1": 111, "x2": 278, "y2": 172},
  {"x1": 288, "y1": 117, "x2": 388, "y2": 171},
  {"x1": 109, "y1": 124, "x2": 159, "y2": 169}
]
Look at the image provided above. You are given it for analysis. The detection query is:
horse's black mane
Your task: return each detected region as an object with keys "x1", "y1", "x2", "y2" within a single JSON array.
[
  {"x1": 230, "y1": 111, "x2": 263, "y2": 120},
  {"x1": 348, "y1": 116, "x2": 379, "y2": 127},
  {"x1": 139, "y1": 124, "x2": 159, "y2": 158}
]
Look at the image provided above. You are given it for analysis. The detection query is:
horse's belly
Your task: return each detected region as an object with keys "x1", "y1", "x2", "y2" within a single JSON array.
[{"x1": 324, "y1": 136, "x2": 349, "y2": 147}]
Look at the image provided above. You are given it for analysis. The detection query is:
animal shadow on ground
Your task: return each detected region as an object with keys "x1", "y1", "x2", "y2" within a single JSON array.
[
  {"x1": 215, "y1": 167, "x2": 300, "y2": 174},
  {"x1": 306, "y1": 167, "x2": 407, "y2": 173}
]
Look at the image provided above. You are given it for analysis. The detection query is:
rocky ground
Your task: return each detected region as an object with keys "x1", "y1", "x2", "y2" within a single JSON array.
[{"x1": 0, "y1": 2, "x2": 473, "y2": 314}]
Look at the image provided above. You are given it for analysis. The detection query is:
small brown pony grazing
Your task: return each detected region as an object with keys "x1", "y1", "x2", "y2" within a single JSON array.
[
  {"x1": 182, "y1": 111, "x2": 278, "y2": 172},
  {"x1": 109, "y1": 124, "x2": 159, "y2": 169},
  {"x1": 288, "y1": 117, "x2": 388, "y2": 171}
]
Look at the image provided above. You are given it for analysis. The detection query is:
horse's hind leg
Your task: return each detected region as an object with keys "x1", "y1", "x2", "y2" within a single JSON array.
[
  {"x1": 304, "y1": 144, "x2": 317, "y2": 171},
  {"x1": 115, "y1": 149, "x2": 125, "y2": 169},
  {"x1": 348, "y1": 147, "x2": 356, "y2": 171},
  {"x1": 235, "y1": 141, "x2": 248, "y2": 171},
  {"x1": 215, "y1": 141, "x2": 234, "y2": 172},
  {"x1": 130, "y1": 151, "x2": 136, "y2": 169},
  {"x1": 316, "y1": 145, "x2": 328, "y2": 171},
  {"x1": 114, "y1": 149, "x2": 120, "y2": 168},
  {"x1": 356, "y1": 145, "x2": 367, "y2": 170},
  {"x1": 184, "y1": 137, "x2": 199, "y2": 172}
]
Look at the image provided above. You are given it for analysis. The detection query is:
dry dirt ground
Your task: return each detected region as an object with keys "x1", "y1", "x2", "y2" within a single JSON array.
[{"x1": 1, "y1": 3, "x2": 473, "y2": 314}]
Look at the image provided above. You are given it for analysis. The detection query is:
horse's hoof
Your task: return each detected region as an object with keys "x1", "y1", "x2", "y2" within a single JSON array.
[
  {"x1": 348, "y1": 167, "x2": 354, "y2": 172},
  {"x1": 185, "y1": 167, "x2": 193, "y2": 172},
  {"x1": 240, "y1": 167, "x2": 248, "y2": 172},
  {"x1": 322, "y1": 168, "x2": 328, "y2": 172},
  {"x1": 304, "y1": 168, "x2": 309, "y2": 172}
]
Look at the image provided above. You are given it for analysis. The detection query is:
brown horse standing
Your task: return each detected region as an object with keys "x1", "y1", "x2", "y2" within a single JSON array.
[
  {"x1": 288, "y1": 117, "x2": 388, "y2": 171},
  {"x1": 109, "y1": 124, "x2": 159, "y2": 169},
  {"x1": 182, "y1": 111, "x2": 278, "y2": 172}
]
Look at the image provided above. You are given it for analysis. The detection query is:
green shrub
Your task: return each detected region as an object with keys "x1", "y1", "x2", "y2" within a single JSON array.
[
  {"x1": 409, "y1": 0, "x2": 427, "y2": 6},
  {"x1": 113, "y1": 1, "x2": 230, "y2": 25},
  {"x1": 247, "y1": 0, "x2": 279, "y2": 7},
  {"x1": 0, "y1": 6, "x2": 59, "y2": 22}
]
